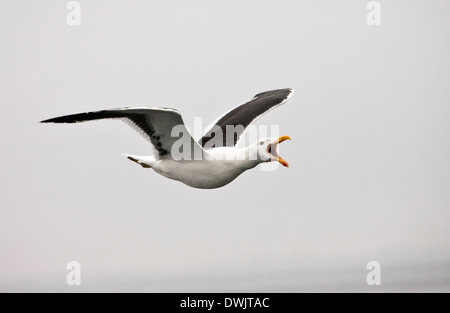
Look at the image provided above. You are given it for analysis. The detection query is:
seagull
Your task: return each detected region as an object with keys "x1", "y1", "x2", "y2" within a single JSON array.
[{"x1": 41, "y1": 88, "x2": 294, "y2": 189}]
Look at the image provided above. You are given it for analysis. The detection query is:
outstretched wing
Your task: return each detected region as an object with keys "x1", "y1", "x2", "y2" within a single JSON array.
[
  {"x1": 199, "y1": 88, "x2": 294, "y2": 148},
  {"x1": 41, "y1": 107, "x2": 204, "y2": 160}
]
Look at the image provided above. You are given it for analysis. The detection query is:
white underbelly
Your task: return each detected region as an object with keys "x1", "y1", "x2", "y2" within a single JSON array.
[{"x1": 154, "y1": 159, "x2": 246, "y2": 189}]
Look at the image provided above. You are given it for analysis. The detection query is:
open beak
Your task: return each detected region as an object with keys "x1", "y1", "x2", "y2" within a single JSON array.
[{"x1": 267, "y1": 135, "x2": 291, "y2": 167}]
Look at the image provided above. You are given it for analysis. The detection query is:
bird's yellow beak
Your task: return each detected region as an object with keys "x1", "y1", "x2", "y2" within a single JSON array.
[
  {"x1": 278, "y1": 135, "x2": 291, "y2": 143},
  {"x1": 267, "y1": 136, "x2": 291, "y2": 167}
]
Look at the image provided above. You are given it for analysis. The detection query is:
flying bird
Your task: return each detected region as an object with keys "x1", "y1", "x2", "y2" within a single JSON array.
[{"x1": 41, "y1": 88, "x2": 294, "y2": 189}]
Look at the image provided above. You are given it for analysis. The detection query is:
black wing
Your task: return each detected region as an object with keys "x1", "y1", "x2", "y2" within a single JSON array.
[
  {"x1": 199, "y1": 88, "x2": 294, "y2": 148},
  {"x1": 41, "y1": 107, "x2": 204, "y2": 160}
]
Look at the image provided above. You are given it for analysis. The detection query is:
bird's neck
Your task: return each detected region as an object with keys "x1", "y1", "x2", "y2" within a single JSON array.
[
  {"x1": 204, "y1": 146, "x2": 261, "y2": 170},
  {"x1": 231, "y1": 146, "x2": 261, "y2": 170}
]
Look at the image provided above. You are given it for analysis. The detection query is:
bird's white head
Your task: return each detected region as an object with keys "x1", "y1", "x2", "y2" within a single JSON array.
[{"x1": 254, "y1": 135, "x2": 291, "y2": 167}]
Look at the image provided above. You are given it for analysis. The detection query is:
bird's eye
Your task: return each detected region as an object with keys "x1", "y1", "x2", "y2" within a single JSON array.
[{"x1": 259, "y1": 142, "x2": 264, "y2": 145}]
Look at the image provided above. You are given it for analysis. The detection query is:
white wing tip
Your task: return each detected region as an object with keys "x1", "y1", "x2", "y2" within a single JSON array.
[{"x1": 287, "y1": 88, "x2": 295, "y2": 97}]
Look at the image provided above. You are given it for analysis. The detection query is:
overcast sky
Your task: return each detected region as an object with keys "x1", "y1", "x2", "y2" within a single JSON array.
[{"x1": 1, "y1": 0, "x2": 449, "y2": 292}]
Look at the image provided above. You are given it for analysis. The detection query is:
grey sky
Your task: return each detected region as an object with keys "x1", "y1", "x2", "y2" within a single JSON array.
[{"x1": 1, "y1": 0, "x2": 449, "y2": 292}]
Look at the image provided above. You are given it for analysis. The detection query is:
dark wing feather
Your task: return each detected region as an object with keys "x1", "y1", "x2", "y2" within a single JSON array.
[
  {"x1": 199, "y1": 88, "x2": 294, "y2": 148},
  {"x1": 41, "y1": 107, "x2": 204, "y2": 160}
]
